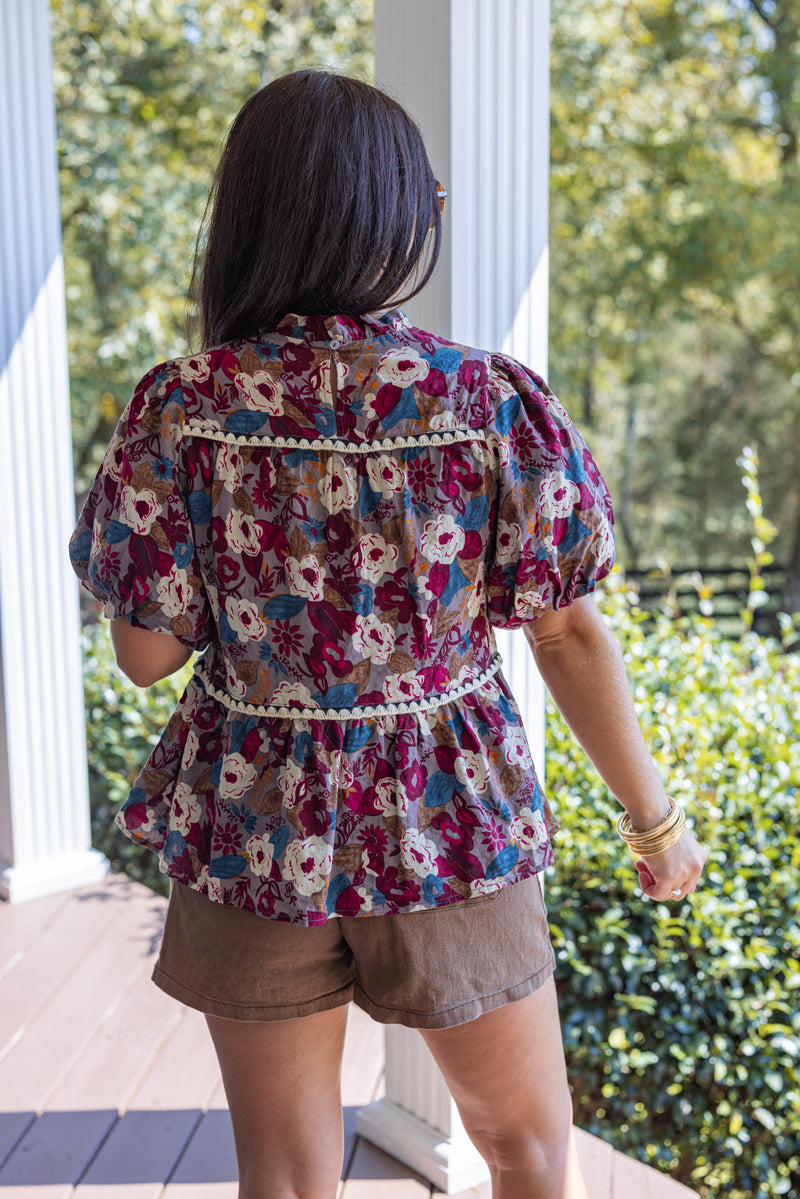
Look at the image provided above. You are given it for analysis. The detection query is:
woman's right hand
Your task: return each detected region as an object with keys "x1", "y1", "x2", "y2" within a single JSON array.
[{"x1": 635, "y1": 828, "x2": 706, "y2": 903}]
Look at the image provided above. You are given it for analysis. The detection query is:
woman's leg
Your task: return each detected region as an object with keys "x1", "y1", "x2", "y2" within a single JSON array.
[
  {"x1": 419, "y1": 975, "x2": 589, "y2": 1199},
  {"x1": 206, "y1": 1004, "x2": 349, "y2": 1199}
]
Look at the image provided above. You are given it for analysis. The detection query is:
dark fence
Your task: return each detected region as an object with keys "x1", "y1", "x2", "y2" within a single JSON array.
[{"x1": 623, "y1": 563, "x2": 787, "y2": 638}]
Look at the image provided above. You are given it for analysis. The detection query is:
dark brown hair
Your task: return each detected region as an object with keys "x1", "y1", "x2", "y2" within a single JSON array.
[{"x1": 193, "y1": 70, "x2": 442, "y2": 348}]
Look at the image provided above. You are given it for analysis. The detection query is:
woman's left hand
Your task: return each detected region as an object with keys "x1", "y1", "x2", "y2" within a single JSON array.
[{"x1": 635, "y1": 828, "x2": 706, "y2": 902}]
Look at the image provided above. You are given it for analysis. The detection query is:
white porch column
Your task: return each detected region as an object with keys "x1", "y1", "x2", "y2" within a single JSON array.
[
  {"x1": 0, "y1": 0, "x2": 107, "y2": 902},
  {"x1": 361, "y1": 1, "x2": 551, "y2": 1191}
]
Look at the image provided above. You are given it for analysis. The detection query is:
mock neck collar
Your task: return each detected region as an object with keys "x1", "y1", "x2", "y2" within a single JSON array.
[{"x1": 270, "y1": 309, "x2": 409, "y2": 345}]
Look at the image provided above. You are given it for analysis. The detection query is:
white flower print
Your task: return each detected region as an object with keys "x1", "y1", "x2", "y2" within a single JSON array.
[
  {"x1": 383, "y1": 671, "x2": 426, "y2": 705},
  {"x1": 283, "y1": 836, "x2": 332, "y2": 896},
  {"x1": 100, "y1": 431, "x2": 125, "y2": 482},
  {"x1": 454, "y1": 750, "x2": 489, "y2": 793},
  {"x1": 353, "y1": 533, "x2": 398, "y2": 584},
  {"x1": 485, "y1": 429, "x2": 510, "y2": 469},
  {"x1": 311, "y1": 358, "x2": 347, "y2": 402},
  {"x1": 509, "y1": 806, "x2": 548, "y2": 852},
  {"x1": 504, "y1": 725, "x2": 534, "y2": 771},
  {"x1": 467, "y1": 561, "x2": 487, "y2": 619},
  {"x1": 495, "y1": 521, "x2": 522, "y2": 566},
  {"x1": 421, "y1": 513, "x2": 465, "y2": 564},
  {"x1": 156, "y1": 564, "x2": 192, "y2": 617},
  {"x1": 225, "y1": 509, "x2": 262, "y2": 556},
  {"x1": 246, "y1": 833, "x2": 276, "y2": 878},
  {"x1": 203, "y1": 581, "x2": 221, "y2": 622},
  {"x1": 428, "y1": 411, "x2": 457, "y2": 429},
  {"x1": 356, "y1": 886, "x2": 375, "y2": 913},
  {"x1": 374, "y1": 775, "x2": 409, "y2": 819},
  {"x1": 225, "y1": 670, "x2": 248, "y2": 701},
  {"x1": 594, "y1": 520, "x2": 615, "y2": 566},
  {"x1": 376, "y1": 347, "x2": 430, "y2": 387},
  {"x1": 330, "y1": 755, "x2": 355, "y2": 796},
  {"x1": 179, "y1": 684, "x2": 203, "y2": 723},
  {"x1": 225, "y1": 596, "x2": 266, "y2": 641},
  {"x1": 235, "y1": 369, "x2": 283, "y2": 415},
  {"x1": 182, "y1": 728, "x2": 200, "y2": 769},
  {"x1": 219, "y1": 753, "x2": 257, "y2": 801},
  {"x1": 277, "y1": 756, "x2": 309, "y2": 807},
  {"x1": 366, "y1": 454, "x2": 406, "y2": 497},
  {"x1": 270, "y1": 680, "x2": 315, "y2": 708},
  {"x1": 540, "y1": 471, "x2": 581, "y2": 521},
  {"x1": 181, "y1": 354, "x2": 211, "y2": 384},
  {"x1": 469, "y1": 876, "x2": 505, "y2": 897},
  {"x1": 319, "y1": 455, "x2": 358, "y2": 514},
  {"x1": 91, "y1": 520, "x2": 103, "y2": 562},
  {"x1": 284, "y1": 553, "x2": 325, "y2": 601},
  {"x1": 119, "y1": 485, "x2": 161, "y2": 535},
  {"x1": 216, "y1": 444, "x2": 244, "y2": 494},
  {"x1": 513, "y1": 586, "x2": 547, "y2": 621},
  {"x1": 352, "y1": 612, "x2": 396, "y2": 664},
  {"x1": 169, "y1": 782, "x2": 200, "y2": 835},
  {"x1": 400, "y1": 828, "x2": 439, "y2": 877}
]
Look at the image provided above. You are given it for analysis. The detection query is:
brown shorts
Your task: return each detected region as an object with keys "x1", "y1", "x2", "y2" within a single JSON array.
[{"x1": 152, "y1": 875, "x2": 556, "y2": 1030}]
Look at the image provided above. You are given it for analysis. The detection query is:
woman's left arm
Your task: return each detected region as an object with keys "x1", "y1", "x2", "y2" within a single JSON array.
[
  {"x1": 110, "y1": 618, "x2": 193, "y2": 688},
  {"x1": 523, "y1": 594, "x2": 706, "y2": 902}
]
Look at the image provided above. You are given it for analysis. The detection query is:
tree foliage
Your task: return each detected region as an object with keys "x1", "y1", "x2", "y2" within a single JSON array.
[
  {"x1": 52, "y1": 0, "x2": 373, "y2": 494},
  {"x1": 549, "y1": 0, "x2": 800, "y2": 597}
]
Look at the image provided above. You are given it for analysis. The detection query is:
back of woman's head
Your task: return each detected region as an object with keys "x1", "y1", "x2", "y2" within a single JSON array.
[{"x1": 195, "y1": 70, "x2": 441, "y2": 347}]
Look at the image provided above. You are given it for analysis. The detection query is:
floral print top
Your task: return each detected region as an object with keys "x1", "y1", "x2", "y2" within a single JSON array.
[{"x1": 69, "y1": 309, "x2": 615, "y2": 924}]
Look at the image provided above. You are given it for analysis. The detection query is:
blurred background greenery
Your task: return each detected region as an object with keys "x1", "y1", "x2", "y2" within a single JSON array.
[{"x1": 55, "y1": 2, "x2": 800, "y2": 1196}]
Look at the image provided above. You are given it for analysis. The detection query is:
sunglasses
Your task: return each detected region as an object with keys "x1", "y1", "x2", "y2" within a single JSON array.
[{"x1": 435, "y1": 181, "x2": 447, "y2": 215}]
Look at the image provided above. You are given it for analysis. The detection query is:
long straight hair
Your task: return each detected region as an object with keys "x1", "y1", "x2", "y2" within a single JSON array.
[{"x1": 192, "y1": 70, "x2": 442, "y2": 348}]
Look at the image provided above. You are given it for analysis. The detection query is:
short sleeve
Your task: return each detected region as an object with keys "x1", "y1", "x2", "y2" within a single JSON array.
[
  {"x1": 69, "y1": 362, "x2": 213, "y2": 651},
  {"x1": 483, "y1": 354, "x2": 616, "y2": 629}
]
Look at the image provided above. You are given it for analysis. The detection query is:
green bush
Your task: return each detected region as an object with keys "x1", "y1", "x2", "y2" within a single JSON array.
[
  {"x1": 545, "y1": 576, "x2": 800, "y2": 1197},
  {"x1": 81, "y1": 624, "x2": 191, "y2": 896}
]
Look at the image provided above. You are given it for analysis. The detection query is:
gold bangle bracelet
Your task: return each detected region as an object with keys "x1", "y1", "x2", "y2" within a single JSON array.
[{"x1": 616, "y1": 798, "x2": 687, "y2": 857}]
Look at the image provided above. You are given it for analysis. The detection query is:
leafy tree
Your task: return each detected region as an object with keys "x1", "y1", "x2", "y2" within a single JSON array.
[
  {"x1": 52, "y1": 0, "x2": 372, "y2": 495},
  {"x1": 549, "y1": 0, "x2": 800, "y2": 602}
]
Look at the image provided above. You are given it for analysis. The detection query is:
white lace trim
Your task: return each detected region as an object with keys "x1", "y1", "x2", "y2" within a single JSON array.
[
  {"x1": 183, "y1": 418, "x2": 486, "y2": 453},
  {"x1": 194, "y1": 654, "x2": 502, "y2": 721}
]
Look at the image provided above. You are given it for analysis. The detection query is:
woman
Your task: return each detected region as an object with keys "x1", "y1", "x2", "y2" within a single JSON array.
[{"x1": 70, "y1": 70, "x2": 706, "y2": 1199}]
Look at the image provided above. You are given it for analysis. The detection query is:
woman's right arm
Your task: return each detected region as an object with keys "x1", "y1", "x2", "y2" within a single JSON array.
[{"x1": 523, "y1": 593, "x2": 706, "y2": 902}]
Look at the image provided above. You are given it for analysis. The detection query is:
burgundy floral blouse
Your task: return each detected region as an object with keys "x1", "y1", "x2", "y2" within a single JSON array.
[{"x1": 69, "y1": 310, "x2": 615, "y2": 924}]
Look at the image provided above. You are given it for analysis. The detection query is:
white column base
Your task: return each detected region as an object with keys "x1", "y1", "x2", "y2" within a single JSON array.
[
  {"x1": 0, "y1": 848, "x2": 108, "y2": 904},
  {"x1": 356, "y1": 1096, "x2": 490, "y2": 1194}
]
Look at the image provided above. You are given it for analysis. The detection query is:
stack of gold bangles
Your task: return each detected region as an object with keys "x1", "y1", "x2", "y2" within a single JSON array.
[{"x1": 616, "y1": 796, "x2": 686, "y2": 857}]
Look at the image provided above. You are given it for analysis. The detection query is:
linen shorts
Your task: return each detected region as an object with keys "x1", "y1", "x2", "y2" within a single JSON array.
[{"x1": 152, "y1": 875, "x2": 556, "y2": 1029}]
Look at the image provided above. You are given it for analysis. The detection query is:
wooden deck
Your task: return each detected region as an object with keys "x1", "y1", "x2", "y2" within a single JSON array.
[{"x1": 0, "y1": 873, "x2": 698, "y2": 1198}]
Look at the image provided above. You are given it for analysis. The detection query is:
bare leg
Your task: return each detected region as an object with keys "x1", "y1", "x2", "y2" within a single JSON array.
[
  {"x1": 420, "y1": 975, "x2": 589, "y2": 1199},
  {"x1": 206, "y1": 1004, "x2": 349, "y2": 1199}
]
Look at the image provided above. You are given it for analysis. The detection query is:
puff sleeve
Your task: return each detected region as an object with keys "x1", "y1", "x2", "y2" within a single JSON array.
[
  {"x1": 483, "y1": 354, "x2": 615, "y2": 629},
  {"x1": 69, "y1": 362, "x2": 213, "y2": 651}
]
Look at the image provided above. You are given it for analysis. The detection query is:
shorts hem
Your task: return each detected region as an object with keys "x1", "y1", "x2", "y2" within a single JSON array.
[
  {"x1": 151, "y1": 963, "x2": 355, "y2": 1022},
  {"x1": 352, "y1": 949, "x2": 557, "y2": 1030}
]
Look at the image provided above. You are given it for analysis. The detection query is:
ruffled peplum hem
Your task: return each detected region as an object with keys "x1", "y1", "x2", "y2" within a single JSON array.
[{"x1": 116, "y1": 667, "x2": 559, "y2": 925}]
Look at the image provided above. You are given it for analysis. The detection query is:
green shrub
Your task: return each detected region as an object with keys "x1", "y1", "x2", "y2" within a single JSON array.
[
  {"x1": 81, "y1": 624, "x2": 191, "y2": 896},
  {"x1": 546, "y1": 575, "x2": 800, "y2": 1197}
]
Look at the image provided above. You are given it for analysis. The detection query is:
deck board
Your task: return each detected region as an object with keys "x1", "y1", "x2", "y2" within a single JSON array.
[
  {"x1": 73, "y1": 1108, "x2": 201, "y2": 1198},
  {"x1": 0, "y1": 890, "x2": 71, "y2": 981},
  {"x1": 0, "y1": 875, "x2": 700, "y2": 1199}
]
